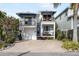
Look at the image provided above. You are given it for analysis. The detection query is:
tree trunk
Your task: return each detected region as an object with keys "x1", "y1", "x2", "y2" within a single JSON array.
[{"x1": 73, "y1": 4, "x2": 78, "y2": 42}]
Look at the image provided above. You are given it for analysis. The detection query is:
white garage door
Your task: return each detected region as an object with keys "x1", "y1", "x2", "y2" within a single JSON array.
[
  {"x1": 25, "y1": 33, "x2": 32, "y2": 40},
  {"x1": 23, "y1": 28, "x2": 36, "y2": 40}
]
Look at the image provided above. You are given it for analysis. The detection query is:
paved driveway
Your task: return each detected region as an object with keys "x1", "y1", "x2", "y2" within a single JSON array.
[{"x1": 0, "y1": 40, "x2": 67, "y2": 56}]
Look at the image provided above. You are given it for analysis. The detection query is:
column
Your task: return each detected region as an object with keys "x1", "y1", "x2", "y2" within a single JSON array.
[{"x1": 54, "y1": 23, "x2": 55, "y2": 39}]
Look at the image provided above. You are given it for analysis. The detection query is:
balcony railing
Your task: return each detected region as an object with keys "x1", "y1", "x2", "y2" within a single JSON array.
[
  {"x1": 20, "y1": 21, "x2": 36, "y2": 26},
  {"x1": 24, "y1": 23, "x2": 35, "y2": 26},
  {"x1": 43, "y1": 31, "x2": 54, "y2": 36},
  {"x1": 41, "y1": 18, "x2": 54, "y2": 21}
]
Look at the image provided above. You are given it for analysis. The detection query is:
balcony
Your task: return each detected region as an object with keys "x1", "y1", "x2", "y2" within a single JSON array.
[
  {"x1": 23, "y1": 23, "x2": 36, "y2": 28},
  {"x1": 23, "y1": 21, "x2": 35, "y2": 25},
  {"x1": 41, "y1": 21, "x2": 55, "y2": 25},
  {"x1": 19, "y1": 21, "x2": 36, "y2": 28},
  {"x1": 41, "y1": 24, "x2": 55, "y2": 37}
]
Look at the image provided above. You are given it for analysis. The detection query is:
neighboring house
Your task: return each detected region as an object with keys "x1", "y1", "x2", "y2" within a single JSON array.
[
  {"x1": 55, "y1": 7, "x2": 79, "y2": 40},
  {"x1": 16, "y1": 11, "x2": 56, "y2": 40}
]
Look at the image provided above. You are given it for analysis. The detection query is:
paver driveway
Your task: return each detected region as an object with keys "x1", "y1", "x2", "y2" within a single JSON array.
[{"x1": 0, "y1": 40, "x2": 66, "y2": 53}]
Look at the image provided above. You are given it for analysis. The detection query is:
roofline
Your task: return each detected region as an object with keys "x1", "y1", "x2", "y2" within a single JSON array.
[
  {"x1": 16, "y1": 12, "x2": 38, "y2": 15},
  {"x1": 55, "y1": 7, "x2": 69, "y2": 19},
  {"x1": 40, "y1": 11, "x2": 56, "y2": 13},
  {"x1": 40, "y1": 10, "x2": 56, "y2": 15}
]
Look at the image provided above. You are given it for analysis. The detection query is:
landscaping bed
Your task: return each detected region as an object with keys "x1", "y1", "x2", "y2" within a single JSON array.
[
  {"x1": 0, "y1": 42, "x2": 15, "y2": 51},
  {"x1": 62, "y1": 39, "x2": 79, "y2": 52},
  {"x1": 0, "y1": 43, "x2": 3, "y2": 49}
]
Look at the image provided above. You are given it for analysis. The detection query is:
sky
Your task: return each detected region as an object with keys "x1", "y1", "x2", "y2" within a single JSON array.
[{"x1": 0, "y1": 3, "x2": 70, "y2": 18}]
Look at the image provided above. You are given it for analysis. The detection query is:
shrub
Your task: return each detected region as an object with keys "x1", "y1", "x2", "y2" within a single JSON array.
[
  {"x1": 62, "y1": 38, "x2": 71, "y2": 42},
  {"x1": 5, "y1": 38, "x2": 15, "y2": 44},
  {"x1": 62, "y1": 40, "x2": 79, "y2": 51},
  {"x1": 4, "y1": 35, "x2": 15, "y2": 44},
  {"x1": 0, "y1": 43, "x2": 3, "y2": 49},
  {"x1": 56, "y1": 30, "x2": 65, "y2": 40},
  {"x1": 47, "y1": 37, "x2": 53, "y2": 40}
]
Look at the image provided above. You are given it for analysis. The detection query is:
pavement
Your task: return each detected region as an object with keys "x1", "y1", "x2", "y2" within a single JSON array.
[
  {"x1": 18, "y1": 52, "x2": 79, "y2": 56},
  {"x1": 0, "y1": 40, "x2": 73, "y2": 56},
  {"x1": 0, "y1": 52, "x2": 79, "y2": 56}
]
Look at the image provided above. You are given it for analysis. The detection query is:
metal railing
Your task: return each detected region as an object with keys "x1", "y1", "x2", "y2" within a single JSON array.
[
  {"x1": 41, "y1": 18, "x2": 54, "y2": 21},
  {"x1": 43, "y1": 31, "x2": 54, "y2": 36}
]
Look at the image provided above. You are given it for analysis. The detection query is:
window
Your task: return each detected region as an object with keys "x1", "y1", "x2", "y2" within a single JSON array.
[
  {"x1": 43, "y1": 25, "x2": 54, "y2": 31},
  {"x1": 44, "y1": 26, "x2": 49, "y2": 31},
  {"x1": 43, "y1": 15, "x2": 51, "y2": 21},
  {"x1": 24, "y1": 17, "x2": 32, "y2": 25},
  {"x1": 60, "y1": 16, "x2": 61, "y2": 20},
  {"x1": 65, "y1": 12, "x2": 67, "y2": 16},
  {"x1": 28, "y1": 19, "x2": 32, "y2": 25},
  {"x1": 25, "y1": 21, "x2": 28, "y2": 24},
  {"x1": 46, "y1": 26, "x2": 49, "y2": 31}
]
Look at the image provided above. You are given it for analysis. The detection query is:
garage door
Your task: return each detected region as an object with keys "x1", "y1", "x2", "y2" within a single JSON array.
[
  {"x1": 23, "y1": 28, "x2": 36, "y2": 40},
  {"x1": 25, "y1": 33, "x2": 32, "y2": 40}
]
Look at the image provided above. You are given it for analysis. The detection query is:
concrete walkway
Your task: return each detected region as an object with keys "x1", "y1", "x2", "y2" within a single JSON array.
[{"x1": 0, "y1": 40, "x2": 67, "y2": 56}]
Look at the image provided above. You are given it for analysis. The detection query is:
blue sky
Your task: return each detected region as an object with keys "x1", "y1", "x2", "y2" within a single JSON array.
[{"x1": 0, "y1": 3, "x2": 70, "y2": 18}]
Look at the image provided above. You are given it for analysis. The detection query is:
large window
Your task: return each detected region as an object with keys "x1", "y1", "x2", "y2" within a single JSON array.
[
  {"x1": 43, "y1": 15, "x2": 51, "y2": 21},
  {"x1": 44, "y1": 26, "x2": 49, "y2": 31},
  {"x1": 65, "y1": 12, "x2": 67, "y2": 16},
  {"x1": 43, "y1": 25, "x2": 54, "y2": 36},
  {"x1": 25, "y1": 17, "x2": 32, "y2": 25},
  {"x1": 43, "y1": 25, "x2": 54, "y2": 31},
  {"x1": 25, "y1": 21, "x2": 28, "y2": 24}
]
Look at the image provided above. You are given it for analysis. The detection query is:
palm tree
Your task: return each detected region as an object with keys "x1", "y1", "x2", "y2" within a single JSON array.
[
  {"x1": 0, "y1": 10, "x2": 19, "y2": 43},
  {"x1": 71, "y1": 3, "x2": 79, "y2": 42}
]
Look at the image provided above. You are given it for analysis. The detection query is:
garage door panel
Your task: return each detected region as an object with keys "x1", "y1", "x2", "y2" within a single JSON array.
[{"x1": 22, "y1": 28, "x2": 36, "y2": 40}]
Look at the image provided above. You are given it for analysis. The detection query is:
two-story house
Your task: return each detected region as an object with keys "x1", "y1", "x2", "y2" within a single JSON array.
[
  {"x1": 37, "y1": 11, "x2": 56, "y2": 39},
  {"x1": 17, "y1": 11, "x2": 56, "y2": 40},
  {"x1": 16, "y1": 12, "x2": 39, "y2": 40}
]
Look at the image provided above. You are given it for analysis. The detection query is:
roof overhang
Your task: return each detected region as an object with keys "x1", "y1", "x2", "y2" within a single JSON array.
[
  {"x1": 16, "y1": 12, "x2": 37, "y2": 18},
  {"x1": 40, "y1": 11, "x2": 56, "y2": 15},
  {"x1": 68, "y1": 15, "x2": 79, "y2": 21}
]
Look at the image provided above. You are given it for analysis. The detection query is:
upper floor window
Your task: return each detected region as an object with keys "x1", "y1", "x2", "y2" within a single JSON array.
[
  {"x1": 25, "y1": 21, "x2": 28, "y2": 24},
  {"x1": 24, "y1": 17, "x2": 32, "y2": 25},
  {"x1": 43, "y1": 15, "x2": 51, "y2": 21}
]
